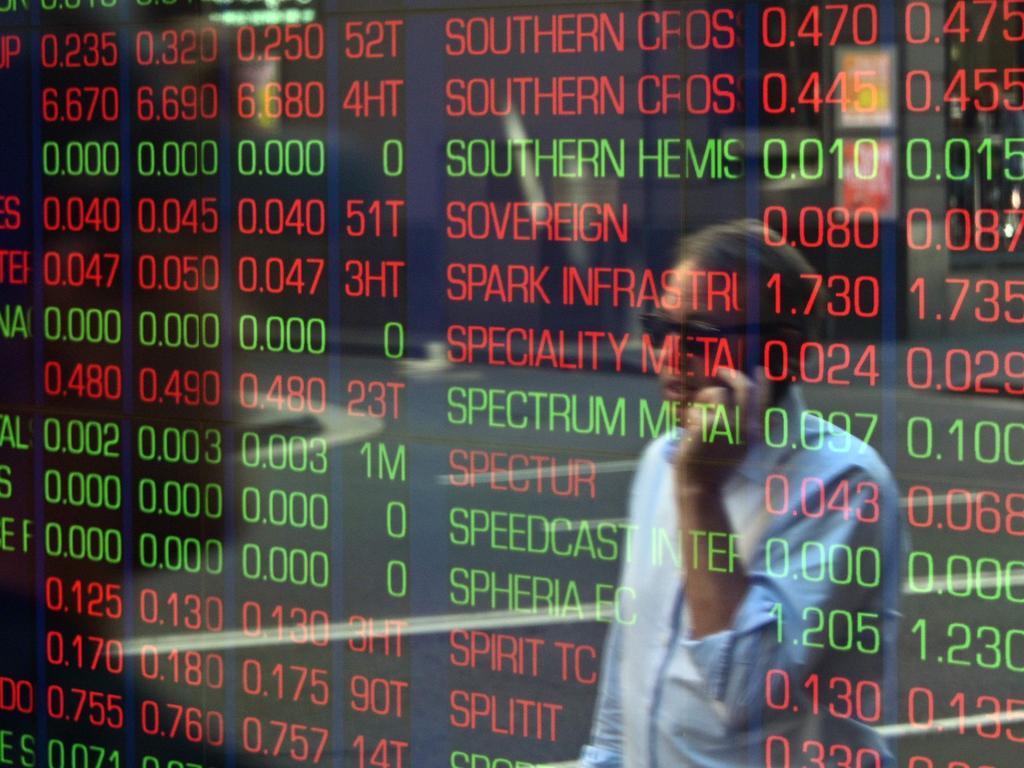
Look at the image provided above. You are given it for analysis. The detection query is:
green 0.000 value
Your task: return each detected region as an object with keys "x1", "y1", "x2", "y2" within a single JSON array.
[
  {"x1": 44, "y1": 523, "x2": 122, "y2": 564},
  {"x1": 138, "y1": 311, "x2": 220, "y2": 349},
  {"x1": 138, "y1": 533, "x2": 222, "y2": 574},
  {"x1": 237, "y1": 314, "x2": 324, "y2": 354},
  {"x1": 138, "y1": 478, "x2": 222, "y2": 519},
  {"x1": 137, "y1": 140, "x2": 218, "y2": 177},
  {"x1": 237, "y1": 139, "x2": 324, "y2": 177},
  {"x1": 43, "y1": 141, "x2": 120, "y2": 177},
  {"x1": 44, "y1": 306, "x2": 121, "y2": 344},
  {"x1": 241, "y1": 543, "x2": 328, "y2": 588},
  {"x1": 43, "y1": 469, "x2": 121, "y2": 510},
  {"x1": 241, "y1": 487, "x2": 329, "y2": 530}
]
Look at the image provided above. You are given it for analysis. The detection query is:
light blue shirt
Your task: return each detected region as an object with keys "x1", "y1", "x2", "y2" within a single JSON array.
[{"x1": 581, "y1": 387, "x2": 903, "y2": 768}]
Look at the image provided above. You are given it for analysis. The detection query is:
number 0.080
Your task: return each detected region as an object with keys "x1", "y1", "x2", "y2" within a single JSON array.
[{"x1": 764, "y1": 205, "x2": 879, "y2": 249}]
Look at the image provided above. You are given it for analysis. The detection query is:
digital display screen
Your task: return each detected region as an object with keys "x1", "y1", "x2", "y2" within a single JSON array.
[{"x1": 0, "y1": 1, "x2": 1021, "y2": 766}]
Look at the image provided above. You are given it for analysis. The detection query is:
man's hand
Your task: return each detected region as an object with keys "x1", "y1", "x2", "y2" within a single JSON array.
[
  {"x1": 674, "y1": 367, "x2": 770, "y2": 637},
  {"x1": 676, "y1": 366, "x2": 771, "y2": 493}
]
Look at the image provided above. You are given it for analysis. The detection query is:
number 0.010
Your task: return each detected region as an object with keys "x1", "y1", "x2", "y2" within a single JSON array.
[{"x1": 763, "y1": 137, "x2": 879, "y2": 181}]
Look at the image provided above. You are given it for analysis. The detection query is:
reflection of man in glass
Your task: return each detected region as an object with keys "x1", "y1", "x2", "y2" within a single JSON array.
[{"x1": 581, "y1": 220, "x2": 901, "y2": 767}]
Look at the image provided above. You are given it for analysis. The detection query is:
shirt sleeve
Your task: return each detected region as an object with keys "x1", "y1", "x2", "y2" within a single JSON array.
[
  {"x1": 579, "y1": 438, "x2": 670, "y2": 767},
  {"x1": 578, "y1": 618, "x2": 625, "y2": 768},
  {"x1": 678, "y1": 465, "x2": 901, "y2": 730}
]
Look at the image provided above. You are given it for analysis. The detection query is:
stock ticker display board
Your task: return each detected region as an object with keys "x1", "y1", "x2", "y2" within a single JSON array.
[{"x1": 1, "y1": 0, "x2": 1024, "y2": 767}]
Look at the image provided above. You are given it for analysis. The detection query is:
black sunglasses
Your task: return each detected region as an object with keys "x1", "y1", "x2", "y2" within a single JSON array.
[{"x1": 639, "y1": 311, "x2": 794, "y2": 350}]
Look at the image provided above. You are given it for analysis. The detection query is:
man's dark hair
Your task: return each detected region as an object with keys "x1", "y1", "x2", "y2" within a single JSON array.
[{"x1": 674, "y1": 218, "x2": 824, "y2": 343}]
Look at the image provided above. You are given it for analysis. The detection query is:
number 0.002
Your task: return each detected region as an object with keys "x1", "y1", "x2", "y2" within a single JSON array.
[{"x1": 43, "y1": 418, "x2": 119, "y2": 458}]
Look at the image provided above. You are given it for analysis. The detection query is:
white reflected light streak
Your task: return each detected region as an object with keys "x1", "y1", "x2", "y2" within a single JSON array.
[
  {"x1": 124, "y1": 482, "x2": 989, "y2": 744},
  {"x1": 124, "y1": 604, "x2": 605, "y2": 656}
]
